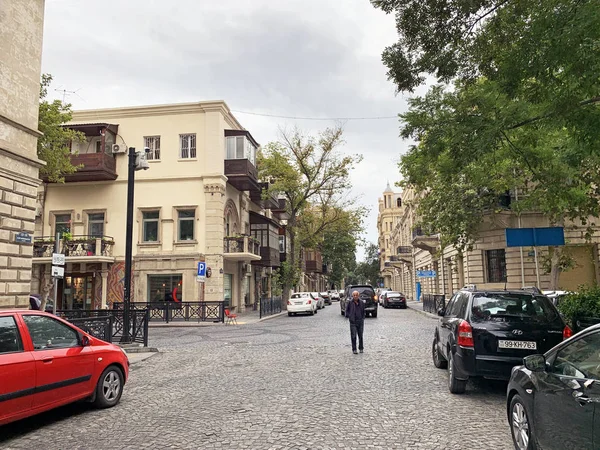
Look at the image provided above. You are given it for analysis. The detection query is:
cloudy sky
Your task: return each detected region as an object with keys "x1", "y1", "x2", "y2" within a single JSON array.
[{"x1": 42, "y1": 0, "x2": 414, "y2": 260}]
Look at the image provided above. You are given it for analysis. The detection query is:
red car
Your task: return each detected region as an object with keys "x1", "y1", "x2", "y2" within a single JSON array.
[{"x1": 0, "y1": 310, "x2": 129, "y2": 426}]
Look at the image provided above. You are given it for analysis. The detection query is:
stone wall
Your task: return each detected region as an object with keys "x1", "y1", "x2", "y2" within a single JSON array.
[{"x1": 0, "y1": 1, "x2": 45, "y2": 308}]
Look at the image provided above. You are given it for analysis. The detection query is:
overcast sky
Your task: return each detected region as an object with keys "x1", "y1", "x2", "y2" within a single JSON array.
[{"x1": 42, "y1": 0, "x2": 414, "y2": 261}]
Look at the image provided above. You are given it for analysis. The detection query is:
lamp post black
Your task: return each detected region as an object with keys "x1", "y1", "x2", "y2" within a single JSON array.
[{"x1": 121, "y1": 147, "x2": 148, "y2": 343}]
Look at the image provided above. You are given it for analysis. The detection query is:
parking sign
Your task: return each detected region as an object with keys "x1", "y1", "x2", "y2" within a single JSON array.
[{"x1": 197, "y1": 262, "x2": 206, "y2": 277}]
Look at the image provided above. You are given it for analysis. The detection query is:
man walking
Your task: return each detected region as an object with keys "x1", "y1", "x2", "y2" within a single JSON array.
[{"x1": 345, "y1": 290, "x2": 365, "y2": 354}]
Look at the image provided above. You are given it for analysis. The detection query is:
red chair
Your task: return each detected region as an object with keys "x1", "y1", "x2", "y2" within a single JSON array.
[{"x1": 224, "y1": 308, "x2": 238, "y2": 325}]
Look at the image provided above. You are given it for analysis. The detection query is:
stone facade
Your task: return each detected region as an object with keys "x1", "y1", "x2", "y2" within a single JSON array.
[
  {"x1": 0, "y1": 0, "x2": 45, "y2": 308},
  {"x1": 378, "y1": 185, "x2": 600, "y2": 301}
]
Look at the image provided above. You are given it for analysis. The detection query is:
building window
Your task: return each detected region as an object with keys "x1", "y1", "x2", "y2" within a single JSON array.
[
  {"x1": 279, "y1": 235, "x2": 285, "y2": 253},
  {"x1": 179, "y1": 134, "x2": 196, "y2": 159},
  {"x1": 142, "y1": 210, "x2": 160, "y2": 242},
  {"x1": 148, "y1": 274, "x2": 182, "y2": 302},
  {"x1": 88, "y1": 212, "x2": 105, "y2": 238},
  {"x1": 486, "y1": 249, "x2": 507, "y2": 283},
  {"x1": 144, "y1": 136, "x2": 161, "y2": 160},
  {"x1": 54, "y1": 213, "x2": 71, "y2": 236},
  {"x1": 397, "y1": 198, "x2": 402, "y2": 207},
  {"x1": 178, "y1": 210, "x2": 195, "y2": 241},
  {"x1": 226, "y1": 136, "x2": 256, "y2": 165},
  {"x1": 95, "y1": 140, "x2": 102, "y2": 153}
]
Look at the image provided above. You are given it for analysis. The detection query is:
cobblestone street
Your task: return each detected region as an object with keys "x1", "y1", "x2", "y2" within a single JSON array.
[{"x1": 2, "y1": 305, "x2": 513, "y2": 449}]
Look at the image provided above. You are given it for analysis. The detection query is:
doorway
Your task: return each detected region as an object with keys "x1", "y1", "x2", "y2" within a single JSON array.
[{"x1": 63, "y1": 275, "x2": 94, "y2": 310}]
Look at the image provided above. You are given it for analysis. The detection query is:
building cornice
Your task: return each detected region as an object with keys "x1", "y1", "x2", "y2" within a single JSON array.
[{"x1": 70, "y1": 101, "x2": 245, "y2": 131}]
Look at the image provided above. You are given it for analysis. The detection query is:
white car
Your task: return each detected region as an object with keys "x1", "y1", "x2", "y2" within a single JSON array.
[
  {"x1": 329, "y1": 291, "x2": 340, "y2": 301},
  {"x1": 287, "y1": 292, "x2": 317, "y2": 316},
  {"x1": 311, "y1": 292, "x2": 325, "y2": 309}
]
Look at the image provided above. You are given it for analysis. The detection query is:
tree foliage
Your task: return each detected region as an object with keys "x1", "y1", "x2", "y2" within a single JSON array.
[
  {"x1": 38, "y1": 74, "x2": 84, "y2": 183},
  {"x1": 374, "y1": 0, "x2": 600, "y2": 287},
  {"x1": 349, "y1": 243, "x2": 380, "y2": 287},
  {"x1": 258, "y1": 126, "x2": 363, "y2": 295}
]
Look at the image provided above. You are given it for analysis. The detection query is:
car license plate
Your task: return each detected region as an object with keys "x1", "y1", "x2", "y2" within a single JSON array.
[
  {"x1": 294, "y1": 301, "x2": 303, "y2": 305},
  {"x1": 498, "y1": 340, "x2": 537, "y2": 350}
]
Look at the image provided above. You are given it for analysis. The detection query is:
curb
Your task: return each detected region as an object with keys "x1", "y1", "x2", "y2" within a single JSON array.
[
  {"x1": 257, "y1": 311, "x2": 286, "y2": 322},
  {"x1": 406, "y1": 302, "x2": 439, "y2": 320},
  {"x1": 123, "y1": 346, "x2": 159, "y2": 354}
]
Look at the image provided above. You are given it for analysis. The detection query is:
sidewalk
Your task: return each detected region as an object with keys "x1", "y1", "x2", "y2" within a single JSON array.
[
  {"x1": 406, "y1": 301, "x2": 438, "y2": 320},
  {"x1": 146, "y1": 310, "x2": 286, "y2": 327}
]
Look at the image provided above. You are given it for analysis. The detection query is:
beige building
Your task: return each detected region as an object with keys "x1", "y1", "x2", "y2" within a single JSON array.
[
  {"x1": 0, "y1": 1, "x2": 45, "y2": 308},
  {"x1": 32, "y1": 101, "x2": 286, "y2": 312},
  {"x1": 379, "y1": 184, "x2": 600, "y2": 300},
  {"x1": 376, "y1": 183, "x2": 403, "y2": 289}
]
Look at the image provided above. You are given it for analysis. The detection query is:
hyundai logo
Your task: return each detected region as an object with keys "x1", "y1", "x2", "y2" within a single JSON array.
[{"x1": 512, "y1": 329, "x2": 524, "y2": 335}]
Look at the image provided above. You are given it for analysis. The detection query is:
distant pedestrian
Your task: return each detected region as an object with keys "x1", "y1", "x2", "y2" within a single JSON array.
[{"x1": 345, "y1": 290, "x2": 365, "y2": 354}]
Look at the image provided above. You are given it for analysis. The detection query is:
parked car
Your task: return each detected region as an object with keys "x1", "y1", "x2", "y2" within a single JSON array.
[
  {"x1": 507, "y1": 323, "x2": 600, "y2": 450},
  {"x1": 311, "y1": 292, "x2": 325, "y2": 310},
  {"x1": 383, "y1": 291, "x2": 407, "y2": 309},
  {"x1": 0, "y1": 310, "x2": 129, "y2": 426},
  {"x1": 29, "y1": 294, "x2": 54, "y2": 313},
  {"x1": 542, "y1": 290, "x2": 571, "y2": 307},
  {"x1": 341, "y1": 285, "x2": 378, "y2": 318},
  {"x1": 287, "y1": 292, "x2": 317, "y2": 316},
  {"x1": 432, "y1": 287, "x2": 570, "y2": 394},
  {"x1": 320, "y1": 292, "x2": 331, "y2": 305},
  {"x1": 329, "y1": 291, "x2": 340, "y2": 302}
]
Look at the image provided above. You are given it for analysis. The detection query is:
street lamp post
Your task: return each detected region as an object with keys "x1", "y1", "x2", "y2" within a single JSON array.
[{"x1": 121, "y1": 147, "x2": 149, "y2": 343}]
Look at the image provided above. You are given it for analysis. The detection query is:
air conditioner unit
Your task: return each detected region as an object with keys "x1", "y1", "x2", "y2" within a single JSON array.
[{"x1": 111, "y1": 143, "x2": 127, "y2": 154}]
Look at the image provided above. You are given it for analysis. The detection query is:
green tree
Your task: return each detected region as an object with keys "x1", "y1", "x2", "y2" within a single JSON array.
[
  {"x1": 38, "y1": 74, "x2": 84, "y2": 183},
  {"x1": 258, "y1": 126, "x2": 363, "y2": 301},
  {"x1": 373, "y1": 0, "x2": 600, "y2": 288},
  {"x1": 353, "y1": 243, "x2": 380, "y2": 287}
]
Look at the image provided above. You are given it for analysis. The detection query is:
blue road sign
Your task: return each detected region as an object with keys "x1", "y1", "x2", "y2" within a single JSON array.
[
  {"x1": 15, "y1": 232, "x2": 32, "y2": 244},
  {"x1": 505, "y1": 227, "x2": 565, "y2": 247},
  {"x1": 197, "y1": 262, "x2": 206, "y2": 277},
  {"x1": 416, "y1": 270, "x2": 437, "y2": 278}
]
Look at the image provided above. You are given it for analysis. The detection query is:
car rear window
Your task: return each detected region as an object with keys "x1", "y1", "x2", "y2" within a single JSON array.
[
  {"x1": 471, "y1": 293, "x2": 559, "y2": 322},
  {"x1": 349, "y1": 287, "x2": 375, "y2": 297},
  {"x1": 387, "y1": 292, "x2": 404, "y2": 297},
  {"x1": 291, "y1": 293, "x2": 309, "y2": 299}
]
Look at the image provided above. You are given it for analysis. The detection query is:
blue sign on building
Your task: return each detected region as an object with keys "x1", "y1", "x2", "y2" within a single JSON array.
[
  {"x1": 197, "y1": 262, "x2": 206, "y2": 277},
  {"x1": 15, "y1": 232, "x2": 32, "y2": 244},
  {"x1": 416, "y1": 270, "x2": 437, "y2": 278},
  {"x1": 505, "y1": 227, "x2": 565, "y2": 248}
]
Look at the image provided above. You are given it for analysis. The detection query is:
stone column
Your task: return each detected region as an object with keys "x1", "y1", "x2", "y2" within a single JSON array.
[
  {"x1": 101, "y1": 265, "x2": 108, "y2": 309},
  {"x1": 203, "y1": 179, "x2": 226, "y2": 302}
]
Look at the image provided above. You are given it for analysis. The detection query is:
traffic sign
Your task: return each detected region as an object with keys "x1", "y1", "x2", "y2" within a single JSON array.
[
  {"x1": 197, "y1": 262, "x2": 206, "y2": 277},
  {"x1": 51, "y1": 266, "x2": 64, "y2": 278},
  {"x1": 416, "y1": 270, "x2": 437, "y2": 278},
  {"x1": 52, "y1": 253, "x2": 65, "y2": 266},
  {"x1": 196, "y1": 275, "x2": 206, "y2": 283},
  {"x1": 506, "y1": 227, "x2": 565, "y2": 247}
]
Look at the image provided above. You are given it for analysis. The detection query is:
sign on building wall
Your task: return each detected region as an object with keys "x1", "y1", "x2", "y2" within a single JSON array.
[{"x1": 416, "y1": 270, "x2": 437, "y2": 278}]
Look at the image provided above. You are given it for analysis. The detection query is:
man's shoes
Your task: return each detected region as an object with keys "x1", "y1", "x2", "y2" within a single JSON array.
[
  {"x1": 359, "y1": 349, "x2": 363, "y2": 353},
  {"x1": 353, "y1": 350, "x2": 358, "y2": 354}
]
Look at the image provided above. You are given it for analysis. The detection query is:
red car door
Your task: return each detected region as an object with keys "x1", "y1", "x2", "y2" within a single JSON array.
[
  {"x1": 0, "y1": 314, "x2": 36, "y2": 425},
  {"x1": 20, "y1": 314, "x2": 95, "y2": 410}
]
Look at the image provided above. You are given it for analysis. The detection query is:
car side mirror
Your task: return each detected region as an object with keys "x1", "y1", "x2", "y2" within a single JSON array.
[
  {"x1": 81, "y1": 335, "x2": 91, "y2": 347},
  {"x1": 437, "y1": 308, "x2": 445, "y2": 317},
  {"x1": 524, "y1": 354, "x2": 546, "y2": 372}
]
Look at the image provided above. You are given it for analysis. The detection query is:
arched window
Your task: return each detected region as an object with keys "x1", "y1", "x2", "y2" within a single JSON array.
[{"x1": 397, "y1": 198, "x2": 402, "y2": 207}]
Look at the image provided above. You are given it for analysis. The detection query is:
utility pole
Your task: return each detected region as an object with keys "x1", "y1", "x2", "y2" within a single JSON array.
[{"x1": 121, "y1": 147, "x2": 149, "y2": 343}]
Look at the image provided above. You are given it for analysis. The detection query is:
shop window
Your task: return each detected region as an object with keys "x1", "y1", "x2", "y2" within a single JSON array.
[{"x1": 148, "y1": 274, "x2": 183, "y2": 302}]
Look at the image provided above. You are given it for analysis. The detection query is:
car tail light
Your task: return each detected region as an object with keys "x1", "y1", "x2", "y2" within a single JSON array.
[
  {"x1": 458, "y1": 320, "x2": 474, "y2": 347},
  {"x1": 374, "y1": 295, "x2": 378, "y2": 300},
  {"x1": 287, "y1": 300, "x2": 292, "y2": 305},
  {"x1": 563, "y1": 325, "x2": 573, "y2": 340},
  {"x1": 307, "y1": 300, "x2": 311, "y2": 304}
]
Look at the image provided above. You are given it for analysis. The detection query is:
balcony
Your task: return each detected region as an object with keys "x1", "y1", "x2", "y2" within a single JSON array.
[
  {"x1": 33, "y1": 235, "x2": 115, "y2": 263},
  {"x1": 249, "y1": 182, "x2": 280, "y2": 209},
  {"x1": 271, "y1": 198, "x2": 290, "y2": 220},
  {"x1": 305, "y1": 260, "x2": 323, "y2": 273},
  {"x1": 254, "y1": 246, "x2": 281, "y2": 268},
  {"x1": 396, "y1": 246, "x2": 413, "y2": 264},
  {"x1": 223, "y1": 236, "x2": 261, "y2": 262},
  {"x1": 224, "y1": 159, "x2": 260, "y2": 192},
  {"x1": 411, "y1": 227, "x2": 440, "y2": 253},
  {"x1": 65, "y1": 153, "x2": 118, "y2": 182}
]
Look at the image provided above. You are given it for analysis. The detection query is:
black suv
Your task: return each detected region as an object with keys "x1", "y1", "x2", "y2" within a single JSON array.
[
  {"x1": 341, "y1": 285, "x2": 378, "y2": 318},
  {"x1": 432, "y1": 287, "x2": 569, "y2": 394}
]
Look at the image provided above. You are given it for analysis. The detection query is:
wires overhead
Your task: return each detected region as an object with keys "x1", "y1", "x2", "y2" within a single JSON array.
[{"x1": 230, "y1": 109, "x2": 398, "y2": 121}]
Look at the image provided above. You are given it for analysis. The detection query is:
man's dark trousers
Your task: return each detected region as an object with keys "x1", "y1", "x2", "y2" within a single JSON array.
[{"x1": 350, "y1": 321, "x2": 364, "y2": 352}]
